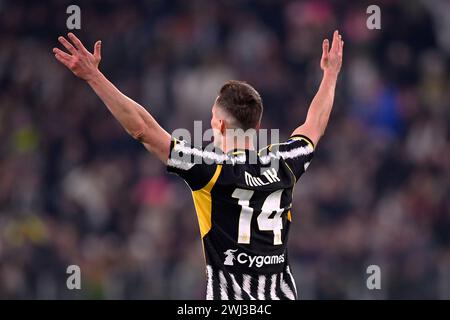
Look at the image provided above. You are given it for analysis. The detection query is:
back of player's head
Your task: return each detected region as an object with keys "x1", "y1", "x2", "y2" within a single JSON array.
[{"x1": 216, "y1": 80, "x2": 263, "y2": 130}]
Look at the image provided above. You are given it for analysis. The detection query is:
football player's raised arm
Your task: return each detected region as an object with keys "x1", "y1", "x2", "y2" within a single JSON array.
[
  {"x1": 53, "y1": 33, "x2": 171, "y2": 163},
  {"x1": 292, "y1": 30, "x2": 344, "y2": 147}
]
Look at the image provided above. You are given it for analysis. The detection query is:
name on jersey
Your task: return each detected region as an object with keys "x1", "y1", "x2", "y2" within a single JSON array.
[
  {"x1": 224, "y1": 249, "x2": 285, "y2": 268},
  {"x1": 244, "y1": 168, "x2": 280, "y2": 187}
]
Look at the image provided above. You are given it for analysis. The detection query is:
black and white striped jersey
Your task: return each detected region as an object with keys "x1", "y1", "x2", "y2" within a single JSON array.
[{"x1": 167, "y1": 135, "x2": 314, "y2": 300}]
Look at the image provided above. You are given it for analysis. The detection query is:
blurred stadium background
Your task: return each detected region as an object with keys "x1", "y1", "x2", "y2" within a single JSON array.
[{"x1": 0, "y1": 0, "x2": 449, "y2": 299}]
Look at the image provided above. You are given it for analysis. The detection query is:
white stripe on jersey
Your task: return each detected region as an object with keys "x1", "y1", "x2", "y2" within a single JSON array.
[
  {"x1": 270, "y1": 274, "x2": 280, "y2": 300},
  {"x1": 170, "y1": 137, "x2": 312, "y2": 169},
  {"x1": 242, "y1": 274, "x2": 256, "y2": 300},
  {"x1": 280, "y1": 272, "x2": 296, "y2": 300},
  {"x1": 219, "y1": 270, "x2": 229, "y2": 300},
  {"x1": 257, "y1": 275, "x2": 266, "y2": 300},
  {"x1": 229, "y1": 274, "x2": 243, "y2": 300},
  {"x1": 167, "y1": 158, "x2": 195, "y2": 170},
  {"x1": 286, "y1": 266, "x2": 298, "y2": 298},
  {"x1": 172, "y1": 142, "x2": 246, "y2": 165},
  {"x1": 260, "y1": 145, "x2": 314, "y2": 164},
  {"x1": 206, "y1": 265, "x2": 214, "y2": 300}
]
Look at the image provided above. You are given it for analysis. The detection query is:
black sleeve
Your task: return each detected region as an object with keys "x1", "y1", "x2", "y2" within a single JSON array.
[
  {"x1": 276, "y1": 134, "x2": 315, "y2": 181},
  {"x1": 166, "y1": 137, "x2": 218, "y2": 191}
]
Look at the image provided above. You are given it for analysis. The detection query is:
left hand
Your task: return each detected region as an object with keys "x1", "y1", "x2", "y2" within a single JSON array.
[{"x1": 53, "y1": 33, "x2": 102, "y2": 82}]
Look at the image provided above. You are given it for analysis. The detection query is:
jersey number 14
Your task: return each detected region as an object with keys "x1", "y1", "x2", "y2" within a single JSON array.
[{"x1": 232, "y1": 188, "x2": 286, "y2": 245}]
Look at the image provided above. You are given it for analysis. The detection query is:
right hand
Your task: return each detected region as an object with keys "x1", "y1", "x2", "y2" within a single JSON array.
[
  {"x1": 320, "y1": 30, "x2": 344, "y2": 78},
  {"x1": 53, "y1": 33, "x2": 102, "y2": 81}
]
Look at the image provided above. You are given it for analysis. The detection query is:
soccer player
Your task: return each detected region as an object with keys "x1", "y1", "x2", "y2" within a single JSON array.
[{"x1": 53, "y1": 30, "x2": 343, "y2": 300}]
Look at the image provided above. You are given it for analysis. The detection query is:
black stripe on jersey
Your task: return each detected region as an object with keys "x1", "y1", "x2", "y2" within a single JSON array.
[{"x1": 211, "y1": 268, "x2": 221, "y2": 300}]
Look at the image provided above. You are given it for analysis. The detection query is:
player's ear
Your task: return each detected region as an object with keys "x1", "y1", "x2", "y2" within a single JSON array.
[
  {"x1": 255, "y1": 122, "x2": 261, "y2": 130},
  {"x1": 219, "y1": 119, "x2": 226, "y2": 134}
]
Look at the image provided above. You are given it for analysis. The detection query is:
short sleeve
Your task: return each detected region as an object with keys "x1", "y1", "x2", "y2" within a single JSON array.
[
  {"x1": 166, "y1": 138, "x2": 218, "y2": 190},
  {"x1": 276, "y1": 134, "x2": 315, "y2": 181}
]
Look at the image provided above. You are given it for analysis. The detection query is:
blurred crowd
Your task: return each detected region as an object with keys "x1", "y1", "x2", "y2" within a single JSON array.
[{"x1": 0, "y1": 0, "x2": 449, "y2": 299}]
